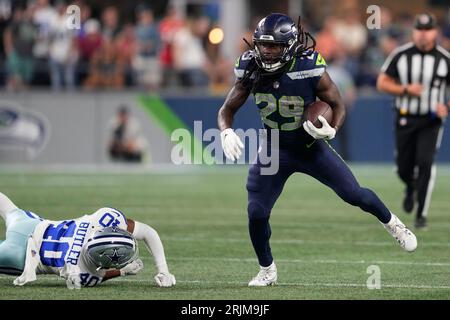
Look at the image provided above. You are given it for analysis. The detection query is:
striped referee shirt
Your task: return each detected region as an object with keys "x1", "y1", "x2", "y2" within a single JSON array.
[{"x1": 381, "y1": 42, "x2": 450, "y2": 116}]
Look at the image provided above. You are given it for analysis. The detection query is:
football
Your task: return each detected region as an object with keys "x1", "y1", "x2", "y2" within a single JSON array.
[{"x1": 304, "y1": 101, "x2": 333, "y2": 128}]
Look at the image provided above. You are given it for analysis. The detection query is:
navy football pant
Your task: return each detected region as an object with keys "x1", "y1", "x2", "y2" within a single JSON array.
[{"x1": 246, "y1": 140, "x2": 392, "y2": 267}]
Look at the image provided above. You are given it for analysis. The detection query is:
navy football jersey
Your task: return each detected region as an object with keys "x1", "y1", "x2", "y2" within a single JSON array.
[{"x1": 234, "y1": 50, "x2": 327, "y2": 145}]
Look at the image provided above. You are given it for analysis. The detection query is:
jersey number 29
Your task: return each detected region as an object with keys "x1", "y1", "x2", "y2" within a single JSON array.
[{"x1": 255, "y1": 93, "x2": 304, "y2": 131}]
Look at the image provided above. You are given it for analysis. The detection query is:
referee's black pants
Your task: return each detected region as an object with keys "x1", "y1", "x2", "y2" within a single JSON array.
[{"x1": 395, "y1": 115, "x2": 443, "y2": 219}]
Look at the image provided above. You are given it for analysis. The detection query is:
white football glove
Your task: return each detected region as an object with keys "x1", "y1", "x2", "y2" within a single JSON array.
[
  {"x1": 120, "y1": 259, "x2": 144, "y2": 276},
  {"x1": 220, "y1": 128, "x2": 244, "y2": 161},
  {"x1": 154, "y1": 272, "x2": 176, "y2": 287},
  {"x1": 303, "y1": 115, "x2": 336, "y2": 140},
  {"x1": 64, "y1": 264, "x2": 81, "y2": 289},
  {"x1": 66, "y1": 273, "x2": 81, "y2": 290}
]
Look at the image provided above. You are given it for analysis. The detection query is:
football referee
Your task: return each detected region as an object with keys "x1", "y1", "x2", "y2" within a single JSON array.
[{"x1": 377, "y1": 13, "x2": 450, "y2": 229}]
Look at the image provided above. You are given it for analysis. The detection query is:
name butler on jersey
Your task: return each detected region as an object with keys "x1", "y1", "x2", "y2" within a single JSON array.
[{"x1": 32, "y1": 207, "x2": 128, "y2": 286}]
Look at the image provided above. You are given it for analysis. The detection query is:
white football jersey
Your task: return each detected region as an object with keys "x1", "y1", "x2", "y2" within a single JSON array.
[{"x1": 31, "y1": 207, "x2": 128, "y2": 287}]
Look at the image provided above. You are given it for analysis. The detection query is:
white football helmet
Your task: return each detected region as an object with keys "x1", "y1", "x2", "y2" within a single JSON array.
[{"x1": 84, "y1": 226, "x2": 139, "y2": 270}]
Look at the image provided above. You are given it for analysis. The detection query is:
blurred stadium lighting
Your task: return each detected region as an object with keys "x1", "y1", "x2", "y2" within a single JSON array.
[{"x1": 208, "y1": 27, "x2": 224, "y2": 44}]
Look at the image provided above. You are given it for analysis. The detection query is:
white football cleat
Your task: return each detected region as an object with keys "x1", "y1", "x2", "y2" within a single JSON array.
[
  {"x1": 248, "y1": 262, "x2": 277, "y2": 287},
  {"x1": 383, "y1": 213, "x2": 417, "y2": 252}
]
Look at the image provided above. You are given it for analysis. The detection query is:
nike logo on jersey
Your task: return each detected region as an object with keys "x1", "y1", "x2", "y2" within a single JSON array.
[
  {"x1": 287, "y1": 68, "x2": 325, "y2": 80},
  {"x1": 306, "y1": 141, "x2": 316, "y2": 148}
]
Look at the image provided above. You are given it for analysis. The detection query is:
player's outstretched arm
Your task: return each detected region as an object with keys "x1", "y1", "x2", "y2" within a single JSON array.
[
  {"x1": 126, "y1": 218, "x2": 175, "y2": 287},
  {"x1": 218, "y1": 80, "x2": 252, "y2": 160},
  {"x1": 102, "y1": 259, "x2": 144, "y2": 282},
  {"x1": 314, "y1": 71, "x2": 346, "y2": 131},
  {"x1": 218, "y1": 79, "x2": 252, "y2": 131}
]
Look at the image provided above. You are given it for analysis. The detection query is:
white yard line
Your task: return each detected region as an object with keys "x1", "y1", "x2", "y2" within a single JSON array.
[
  {"x1": 163, "y1": 236, "x2": 450, "y2": 248},
  {"x1": 167, "y1": 256, "x2": 450, "y2": 267},
  {"x1": 1, "y1": 277, "x2": 449, "y2": 290},
  {"x1": 176, "y1": 280, "x2": 450, "y2": 290}
]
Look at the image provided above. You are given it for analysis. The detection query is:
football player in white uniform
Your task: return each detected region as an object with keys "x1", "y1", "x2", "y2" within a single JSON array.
[{"x1": 0, "y1": 192, "x2": 176, "y2": 289}]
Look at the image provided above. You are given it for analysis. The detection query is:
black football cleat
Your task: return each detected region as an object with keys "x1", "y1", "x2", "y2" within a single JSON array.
[
  {"x1": 402, "y1": 188, "x2": 415, "y2": 214},
  {"x1": 415, "y1": 217, "x2": 427, "y2": 230}
]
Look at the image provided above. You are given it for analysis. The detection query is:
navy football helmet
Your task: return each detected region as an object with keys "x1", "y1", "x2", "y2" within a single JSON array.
[{"x1": 251, "y1": 13, "x2": 316, "y2": 72}]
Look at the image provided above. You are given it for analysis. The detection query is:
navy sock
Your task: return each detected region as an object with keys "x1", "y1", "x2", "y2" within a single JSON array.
[{"x1": 248, "y1": 217, "x2": 273, "y2": 267}]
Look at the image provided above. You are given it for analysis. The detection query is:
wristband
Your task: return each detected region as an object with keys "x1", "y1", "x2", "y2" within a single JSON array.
[{"x1": 402, "y1": 86, "x2": 408, "y2": 95}]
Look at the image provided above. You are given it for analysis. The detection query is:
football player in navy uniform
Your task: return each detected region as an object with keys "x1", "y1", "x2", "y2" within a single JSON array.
[{"x1": 218, "y1": 13, "x2": 417, "y2": 286}]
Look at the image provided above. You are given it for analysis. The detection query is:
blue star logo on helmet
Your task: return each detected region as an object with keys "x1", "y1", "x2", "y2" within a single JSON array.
[
  {"x1": 106, "y1": 248, "x2": 125, "y2": 264},
  {"x1": 85, "y1": 226, "x2": 139, "y2": 269}
]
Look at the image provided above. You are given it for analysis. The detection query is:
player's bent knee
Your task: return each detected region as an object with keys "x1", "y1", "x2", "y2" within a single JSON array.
[
  {"x1": 247, "y1": 201, "x2": 270, "y2": 220},
  {"x1": 0, "y1": 242, "x2": 25, "y2": 275},
  {"x1": 397, "y1": 167, "x2": 413, "y2": 182},
  {"x1": 0, "y1": 192, "x2": 18, "y2": 216}
]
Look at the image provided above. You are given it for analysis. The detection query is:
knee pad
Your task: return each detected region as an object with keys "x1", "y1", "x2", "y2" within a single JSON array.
[
  {"x1": 0, "y1": 241, "x2": 25, "y2": 274},
  {"x1": 247, "y1": 201, "x2": 270, "y2": 220}
]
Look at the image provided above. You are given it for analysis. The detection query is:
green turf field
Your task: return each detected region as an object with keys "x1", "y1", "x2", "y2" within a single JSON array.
[{"x1": 1, "y1": 165, "x2": 449, "y2": 300}]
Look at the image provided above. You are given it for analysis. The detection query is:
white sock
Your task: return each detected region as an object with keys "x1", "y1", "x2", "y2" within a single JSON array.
[
  {"x1": 261, "y1": 262, "x2": 275, "y2": 270},
  {"x1": 0, "y1": 192, "x2": 18, "y2": 222},
  {"x1": 384, "y1": 212, "x2": 399, "y2": 225}
]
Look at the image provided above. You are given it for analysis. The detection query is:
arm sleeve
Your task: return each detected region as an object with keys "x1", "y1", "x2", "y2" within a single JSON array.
[
  {"x1": 380, "y1": 50, "x2": 400, "y2": 79},
  {"x1": 132, "y1": 220, "x2": 169, "y2": 274}
]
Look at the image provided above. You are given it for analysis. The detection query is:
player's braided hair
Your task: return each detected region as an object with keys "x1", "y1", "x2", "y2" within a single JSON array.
[{"x1": 295, "y1": 16, "x2": 316, "y2": 56}]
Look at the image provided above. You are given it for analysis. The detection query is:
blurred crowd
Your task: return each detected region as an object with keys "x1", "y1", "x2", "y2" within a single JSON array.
[
  {"x1": 312, "y1": 6, "x2": 450, "y2": 90},
  {"x1": 0, "y1": 0, "x2": 449, "y2": 94},
  {"x1": 0, "y1": 0, "x2": 233, "y2": 92}
]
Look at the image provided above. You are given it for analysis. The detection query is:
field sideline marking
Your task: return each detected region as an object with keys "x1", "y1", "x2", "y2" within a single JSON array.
[{"x1": 1, "y1": 164, "x2": 450, "y2": 176}]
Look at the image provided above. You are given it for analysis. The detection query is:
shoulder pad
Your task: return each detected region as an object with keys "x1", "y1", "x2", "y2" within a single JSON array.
[
  {"x1": 298, "y1": 51, "x2": 327, "y2": 68},
  {"x1": 234, "y1": 50, "x2": 257, "y2": 79},
  {"x1": 287, "y1": 51, "x2": 327, "y2": 81}
]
